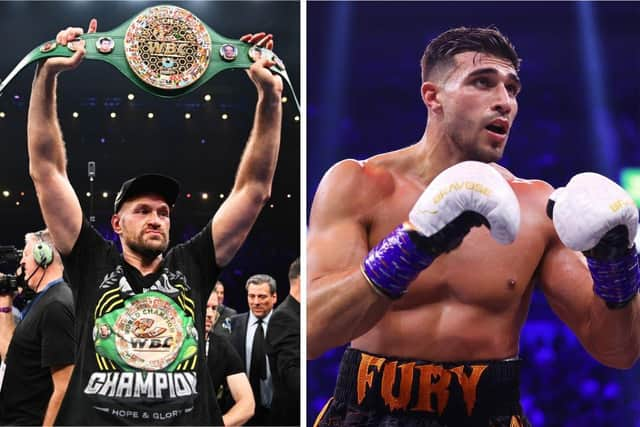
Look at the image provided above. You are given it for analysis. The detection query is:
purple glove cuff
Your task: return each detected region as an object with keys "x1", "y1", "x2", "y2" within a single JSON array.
[
  {"x1": 362, "y1": 224, "x2": 435, "y2": 299},
  {"x1": 587, "y1": 248, "x2": 640, "y2": 308}
]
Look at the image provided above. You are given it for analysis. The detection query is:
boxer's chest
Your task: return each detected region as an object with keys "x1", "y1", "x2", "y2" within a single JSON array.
[{"x1": 367, "y1": 181, "x2": 547, "y2": 309}]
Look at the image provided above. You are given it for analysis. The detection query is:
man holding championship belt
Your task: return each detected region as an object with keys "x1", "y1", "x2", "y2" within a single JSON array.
[
  {"x1": 26, "y1": 14, "x2": 284, "y2": 425},
  {"x1": 308, "y1": 27, "x2": 640, "y2": 426}
]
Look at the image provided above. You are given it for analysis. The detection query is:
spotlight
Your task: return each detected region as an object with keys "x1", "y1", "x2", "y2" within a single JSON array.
[
  {"x1": 110, "y1": 112, "x2": 117, "y2": 119},
  {"x1": 147, "y1": 112, "x2": 154, "y2": 119},
  {"x1": 219, "y1": 193, "x2": 225, "y2": 199},
  {"x1": 286, "y1": 194, "x2": 291, "y2": 198},
  {"x1": 15, "y1": 202, "x2": 20, "y2": 206},
  {"x1": 202, "y1": 193, "x2": 209, "y2": 200},
  {"x1": 185, "y1": 113, "x2": 191, "y2": 120},
  {"x1": 86, "y1": 192, "x2": 91, "y2": 197},
  {"x1": 127, "y1": 93, "x2": 135, "y2": 101},
  {"x1": 282, "y1": 96, "x2": 288, "y2": 103},
  {"x1": 204, "y1": 94, "x2": 212, "y2": 102},
  {"x1": 102, "y1": 192, "x2": 109, "y2": 198},
  {"x1": 19, "y1": 192, "x2": 24, "y2": 197},
  {"x1": 2, "y1": 190, "x2": 9, "y2": 197},
  {"x1": 221, "y1": 113, "x2": 229, "y2": 120},
  {"x1": 0, "y1": 112, "x2": 5, "y2": 119},
  {"x1": 294, "y1": 115, "x2": 300, "y2": 122},
  {"x1": 72, "y1": 112, "x2": 79, "y2": 118},
  {"x1": 186, "y1": 193, "x2": 192, "y2": 199},
  {"x1": 269, "y1": 203, "x2": 274, "y2": 208}
]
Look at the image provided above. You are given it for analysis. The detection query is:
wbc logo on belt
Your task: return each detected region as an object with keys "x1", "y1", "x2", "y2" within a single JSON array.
[{"x1": 124, "y1": 5, "x2": 211, "y2": 90}]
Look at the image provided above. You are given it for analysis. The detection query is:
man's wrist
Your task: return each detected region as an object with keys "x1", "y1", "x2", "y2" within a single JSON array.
[
  {"x1": 586, "y1": 245, "x2": 640, "y2": 309},
  {"x1": 35, "y1": 60, "x2": 60, "y2": 82},
  {"x1": 258, "y1": 88, "x2": 283, "y2": 105}
]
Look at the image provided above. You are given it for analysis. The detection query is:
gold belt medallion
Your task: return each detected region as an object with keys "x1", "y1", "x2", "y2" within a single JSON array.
[{"x1": 124, "y1": 5, "x2": 211, "y2": 90}]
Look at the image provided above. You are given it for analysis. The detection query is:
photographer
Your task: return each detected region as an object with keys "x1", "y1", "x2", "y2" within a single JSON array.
[{"x1": 0, "y1": 230, "x2": 75, "y2": 426}]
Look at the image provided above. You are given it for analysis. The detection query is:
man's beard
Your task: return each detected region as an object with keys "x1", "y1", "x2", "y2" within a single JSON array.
[
  {"x1": 128, "y1": 235, "x2": 168, "y2": 260},
  {"x1": 451, "y1": 129, "x2": 505, "y2": 163}
]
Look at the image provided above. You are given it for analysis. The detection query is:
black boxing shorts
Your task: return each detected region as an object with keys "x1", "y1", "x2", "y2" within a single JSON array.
[{"x1": 314, "y1": 347, "x2": 531, "y2": 427}]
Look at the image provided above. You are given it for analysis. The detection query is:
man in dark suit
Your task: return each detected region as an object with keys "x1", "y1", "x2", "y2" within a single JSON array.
[
  {"x1": 229, "y1": 274, "x2": 277, "y2": 426},
  {"x1": 266, "y1": 258, "x2": 300, "y2": 426},
  {"x1": 205, "y1": 290, "x2": 254, "y2": 426},
  {"x1": 214, "y1": 281, "x2": 237, "y2": 335}
]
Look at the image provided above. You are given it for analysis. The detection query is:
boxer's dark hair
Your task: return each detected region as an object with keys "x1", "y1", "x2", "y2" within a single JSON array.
[
  {"x1": 421, "y1": 26, "x2": 521, "y2": 82},
  {"x1": 288, "y1": 257, "x2": 300, "y2": 280}
]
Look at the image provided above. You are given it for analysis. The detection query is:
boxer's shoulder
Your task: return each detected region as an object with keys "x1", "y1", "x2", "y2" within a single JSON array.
[
  {"x1": 490, "y1": 163, "x2": 554, "y2": 196},
  {"x1": 323, "y1": 158, "x2": 396, "y2": 197},
  {"x1": 311, "y1": 158, "x2": 395, "y2": 224}
]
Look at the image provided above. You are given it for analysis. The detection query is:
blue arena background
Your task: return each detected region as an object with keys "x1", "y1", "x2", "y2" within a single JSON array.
[{"x1": 307, "y1": 2, "x2": 640, "y2": 426}]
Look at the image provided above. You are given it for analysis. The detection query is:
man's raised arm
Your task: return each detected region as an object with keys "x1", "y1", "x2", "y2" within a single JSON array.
[
  {"x1": 212, "y1": 33, "x2": 284, "y2": 267},
  {"x1": 27, "y1": 21, "x2": 97, "y2": 255}
]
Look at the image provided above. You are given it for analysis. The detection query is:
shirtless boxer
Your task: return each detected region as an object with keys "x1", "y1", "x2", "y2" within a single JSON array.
[{"x1": 308, "y1": 27, "x2": 640, "y2": 427}]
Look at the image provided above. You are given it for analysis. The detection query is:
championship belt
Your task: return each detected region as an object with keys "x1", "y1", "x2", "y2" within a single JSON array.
[{"x1": 0, "y1": 5, "x2": 299, "y2": 109}]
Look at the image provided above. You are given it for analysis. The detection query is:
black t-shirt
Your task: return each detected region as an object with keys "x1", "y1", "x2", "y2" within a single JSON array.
[
  {"x1": 56, "y1": 219, "x2": 222, "y2": 426},
  {"x1": 0, "y1": 280, "x2": 75, "y2": 426},
  {"x1": 207, "y1": 331, "x2": 244, "y2": 394}
]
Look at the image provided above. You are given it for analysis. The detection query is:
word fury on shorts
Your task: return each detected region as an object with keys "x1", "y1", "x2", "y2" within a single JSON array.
[{"x1": 357, "y1": 353, "x2": 488, "y2": 416}]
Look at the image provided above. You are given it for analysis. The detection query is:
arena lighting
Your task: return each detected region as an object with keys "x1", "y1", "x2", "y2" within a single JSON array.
[
  {"x1": 72, "y1": 112, "x2": 79, "y2": 118},
  {"x1": 269, "y1": 203, "x2": 274, "y2": 208},
  {"x1": 147, "y1": 112, "x2": 154, "y2": 119},
  {"x1": 286, "y1": 194, "x2": 291, "y2": 198},
  {"x1": 219, "y1": 193, "x2": 225, "y2": 199},
  {"x1": 185, "y1": 113, "x2": 191, "y2": 119},
  {"x1": 201, "y1": 193, "x2": 209, "y2": 200},
  {"x1": 127, "y1": 93, "x2": 135, "y2": 101},
  {"x1": 0, "y1": 112, "x2": 5, "y2": 118},
  {"x1": 186, "y1": 193, "x2": 191, "y2": 199},
  {"x1": 2, "y1": 191, "x2": 9, "y2": 197},
  {"x1": 221, "y1": 113, "x2": 229, "y2": 120},
  {"x1": 294, "y1": 115, "x2": 300, "y2": 122},
  {"x1": 110, "y1": 112, "x2": 117, "y2": 119},
  {"x1": 15, "y1": 202, "x2": 19, "y2": 206},
  {"x1": 282, "y1": 96, "x2": 288, "y2": 103},
  {"x1": 86, "y1": 192, "x2": 91, "y2": 197},
  {"x1": 19, "y1": 192, "x2": 24, "y2": 197},
  {"x1": 578, "y1": 2, "x2": 619, "y2": 176},
  {"x1": 620, "y1": 168, "x2": 640, "y2": 206},
  {"x1": 102, "y1": 192, "x2": 109, "y2": 198},
  {"x1": 203, "y1": 94, "x2": 212, "y2": 102}
]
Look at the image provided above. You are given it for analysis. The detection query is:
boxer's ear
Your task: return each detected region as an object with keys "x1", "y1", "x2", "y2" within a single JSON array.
[
  {"x1": 111, "y1": 213, "x2": 122, "y2": 235},
  {"x1": 421, "y1": 81, "x2": 442, "y2": 112}
]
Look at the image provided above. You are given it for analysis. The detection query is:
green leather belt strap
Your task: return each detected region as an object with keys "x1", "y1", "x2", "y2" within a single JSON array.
[{"x1": 0, "y1": 4, "x2": 299, "y2": 109}]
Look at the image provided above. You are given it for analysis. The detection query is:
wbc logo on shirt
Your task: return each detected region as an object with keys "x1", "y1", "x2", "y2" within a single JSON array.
[
  {"x1": 114, "y1": 296, "x2": 183, "y2": 370},
  {"x1": 93, "y1": 291, "x2": 198, "y2": 372}
]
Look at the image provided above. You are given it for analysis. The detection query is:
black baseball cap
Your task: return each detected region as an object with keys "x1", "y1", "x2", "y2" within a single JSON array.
[{"x1": 113, "y1": 174, "x2": 180, "y2": 213}]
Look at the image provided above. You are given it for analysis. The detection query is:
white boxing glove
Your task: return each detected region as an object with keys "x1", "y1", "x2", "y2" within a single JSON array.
[
  {"x1": 549, "y1": 173, "x2": 638, "y2": 252},
  {"x1": 362, "y1": 161, "x2": 520, "y2": 300},
  {"x1": 408, "y1": 161, "x2": 520, "y2": 245}
]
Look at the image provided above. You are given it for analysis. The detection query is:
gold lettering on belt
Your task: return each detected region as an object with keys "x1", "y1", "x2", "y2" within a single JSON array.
[
  {"x1": 356, "y1": 354, "x2": 385, "y2": 404},
  {"x1": 451, "y1": 365, "x2": 488, "y2": 416},
  {"x1": 412, "y1": 365, "x2": 452, "y2": 415},
  {"x1": 380, "y1": 361, "x2": 415, "y2": 411}
]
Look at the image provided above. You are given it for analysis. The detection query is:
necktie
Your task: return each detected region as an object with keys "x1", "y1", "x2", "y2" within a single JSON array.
[{"x1": 249, "y1": 318, "x2": 267, "y2": 395}]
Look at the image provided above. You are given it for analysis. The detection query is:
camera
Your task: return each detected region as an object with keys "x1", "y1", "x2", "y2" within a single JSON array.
[
  {"x1": 0, "y1": 246, "x2": 23, "y2": 294},
  {"x1": 0, "y1": 246, "x2": 22, "y2": 266},
  {"x1": 0, "y1": 274, "x2": 18, "y2": 294}
]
